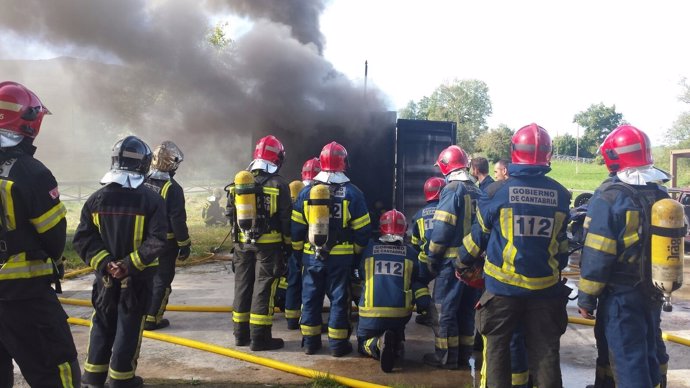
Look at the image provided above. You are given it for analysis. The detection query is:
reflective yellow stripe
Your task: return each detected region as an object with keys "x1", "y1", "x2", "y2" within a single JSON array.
[
  {"x1": 428, "y1": 241, "x2": 445, "y2": 255},
  {"x1": 443, "y1": 246, "x2": 458, "y2": 259},
  {"x1": 463, "y1": 234, "x2": 481, "y2": 258},
  {"x1": 301, "y1": 324, "x2": 321, "y2": 336},
  {"x1": 435, "y1": 337, "x2": 448, "y2": 349},
  {"x1": 463, "y1": 194, "x2": 472, "y2": 236},
  {"x1": 239, "y1": 230, "x2": 282, "y2": 244},
  {"x1": 477, "y1": 209, "x2": 490, "y2": 233},
  {"x1": 291, "y1": 209, "x2": 306, "y2": 224},
  {"x1": 459, "y1": 335, "x2": 474, "y2": 346},
  {"x1": 623, "y1": 211, "x2": 640, "y2": 248},
  {"x1": 84, "y1": 362, "x2": 108, "y2": 373},
  {"x1": 285, "y1": 309, "x2": 301, "y2": 319},
  {"x1": 579, "y1": 278, "x2": 606, "y2": 296},
  {"x1": 232, "y1": 312, "x2": 249, "y2": 323},
  {"x1": 342, "y1": 199, "x2": 351, "y2": 228},
  {"x1": 559, "y1": 239, "x2": 569, "y2": 254},
  {"x1": 0, "y1": 253, "x2": 54, "y2": 280},
  {"x1": 166, "y1": 232, "x2": 175, "y2": 239},
  {"x1": 263, "y1": 187, "x2": 279, "y2": 195},
  {"x1": 354, "y1": 243, "x2": 365, "y2": 255},
  {"x1": 364, "y1": 257, "x2": 374, "y2": 308},
  {"x1": 129, "y1": 251, "x2": 145, "y2": 271},
  {"x1": 92, "y1": 213, "x2": 100, "y2": 232},
  {"x1": 133, "y1": 215, "x2": 144, "y2": 250},
  {"x1": 584, "y1": 216, "x2": 591, "y2": 230},
  {"x1": 364, "y1": 337, "x2": 376, "y2": 357},
  {"x1": 0, "y1": 180, "x2": 16, "y2": 230},
  {"x1": 250, "y1": 313, "x2": 274, "y2": 326},
  {"x1": 109, "y1": 368, "x2": 135, "y2": 380},
  {"x1": 145, "y1": 315, "x2": 157, "y2": 323},
  {"x1": 448, "y1": 336, "x2": 459, "y2": 347},
  {"x1": 585, "y1": 232, "x2": 617, "y2": 255},
  {"x1": 433, "y1": 210, "x2": 457, "y2": 226},
  {"x1": 30, "y1": 202, "x2": 66, "y2": 233},
  {"x1": 404, "y1": 258, "x2": 412, "y2": 308},
  {"x1": 484, "y1": 260, "x2": 559, "y2": 290},
  {"x1": 415, "y1": 287, "x2": 430, "y2": 299},
  {"x1": 90, "y1": 250, "x2": 109, "y2": 271},
  {"x1": 547, "y1": 212, "x2": 566, "y2": 276},
  {"x1": 328, "y1": 327, "x2": 349, "y2": 340},
  {"x1": 268, "y1": 278, "x2": 278, "y2": 314},
  {"x1": 418, "y1": 252, "x2": 429, "y2": 263},
  {"x1": 0, "y1": 100, "x2": 23, "y2": 112},
  {"x1": 500, "y1": 208, "x2": 519, "y2": 275},
  {"x1": 177, "y1": 238, "x2": 191, "y2": 247},
  {"x1": 512, "y1": 370, "x2": 529, "y2": 386},
  {"x1": 481, "y1": 334, "x2": 488, "y2": 387},
  {"x1": 283, "y1": 234, "x2": 291, "y2": 245},
  {"x1": 303, "y1": 242, "x2": 354, "y2": 255},
  {"x1": 292, "y1": 240, "x2": 304, "y2": 251},
  {"x1": 58, "y1": 361, "x2": 74, "y2": 388},
  {"x1": 278, "y1": 276, "x2": 288, "y2": 289},
  {"x1": 160, "y1": 181, "x2": 172, "y2": 199},
  {"x1": 358, "y1": 306, "x2": 413, "y2": 318},
  {"x1": 411, "y1": 235, "x2": 420, "y2": 245},
  {"x1": 350, "y1": 213, "x2": 371, "y2": 230}
]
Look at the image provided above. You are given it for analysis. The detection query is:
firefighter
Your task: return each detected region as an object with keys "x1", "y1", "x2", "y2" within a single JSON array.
[
  {"x1": 578, "y1": 125, "x2": 674, "y2": 388},
  {"x1": 455, "y1": 123, "x2": 571, "y2": 388},
  {"x1": 0, "y1": 81, "x2": 80, "y2": 387},
  {"x1": 143, "y1": 141, "x2": 191, "y2": 330},
  {"x1": 226, "y1": 135, "x2": 291, "y2": 351},
  {"x1": 410, "y1": 176, "x2": 445, "y2": 326},
  {"x1": 74, "y1": 135, "x2": 167, "y2": 388},
  {"x1": 470, "y1": 156, "x2": 494, "y2": 191},
  {"x1": 357, "y1": 209, "x2": 431, "y2": 372},
  {"x1": 423, "y1": 145, "x2": 483, "y2": 369},
  {"x1": 202, "y1": 188, "x2": 227, "y2": 227},
  {"x1": 291, "y1": 141, "x2": 371, "y2": 357},
  {"x1": 285, "y1": 179, "x2": 308, "y2": 329}
]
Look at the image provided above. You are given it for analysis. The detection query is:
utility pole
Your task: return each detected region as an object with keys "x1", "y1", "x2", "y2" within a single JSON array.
[
  {"x1": 363, "y1": 60, "x2": 368, "y2": 101},
  {"x1": 575, "y1": 125, "x2": 579, "y2": 174}
]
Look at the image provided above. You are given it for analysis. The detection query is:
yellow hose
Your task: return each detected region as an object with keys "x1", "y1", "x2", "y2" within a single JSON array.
[
  {"x1": 67, "y1": 317, "x2": 389, "y2": 388},
  {"x1": 63, "y1": 267, "x2": 92, "y2": 279}
]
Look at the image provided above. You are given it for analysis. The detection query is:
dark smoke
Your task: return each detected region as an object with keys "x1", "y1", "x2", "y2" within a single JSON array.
[{"x1": 0, "y1": 0, "x2": 388, "y2": 183}]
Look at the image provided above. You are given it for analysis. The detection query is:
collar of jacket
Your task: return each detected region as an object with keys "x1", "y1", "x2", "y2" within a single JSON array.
[
  {"x1": 148, "y1": 169, "x2": 171, "y2": 180},
  {"x1": 446, "y1": 169, "x2": 474, "y2": 183},
  {"x1": 508, "y1": 164, "x2": 551, "y2": 177}
]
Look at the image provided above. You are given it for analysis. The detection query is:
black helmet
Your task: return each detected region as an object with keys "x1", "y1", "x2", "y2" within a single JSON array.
[{"x1": 111, "y1": 135, "x2": 152, "y2": 174}]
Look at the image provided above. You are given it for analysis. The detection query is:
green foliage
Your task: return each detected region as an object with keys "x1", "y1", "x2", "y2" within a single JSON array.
[
  {"x1": 475, "y1": 124, "x2": 513, "y2": 161},
  {"x1": 572, "y1": 103, "x2": 624, "y2": 157},
  {"x1": 310, "y1": 374, "x2": 345, "y2": 388},
  {"x1": 553, "y1": 133, "x2": 578, "y2": 156},
  {"x1": 207, "y1": 21, "x2": 233, "y2": 50},
  {"x1": 547, "y1": 160, "x2": 609, "y2": 192},
  {"x1": 665, "y1": 79, "x2": 690, "y2": 145}
]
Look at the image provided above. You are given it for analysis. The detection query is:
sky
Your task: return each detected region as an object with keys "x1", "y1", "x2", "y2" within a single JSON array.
[{"x1": 320, "y1": 0, "x2": 690, "y2": 144}]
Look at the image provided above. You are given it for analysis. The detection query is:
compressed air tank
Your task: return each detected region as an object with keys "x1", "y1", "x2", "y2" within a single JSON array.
[
  {"x1": 234, "y1": 170, "x2": 257, "y2": 240},
  {"x1": 307, "y1": 184, "x2": 330, "y2": 250},
  {"x1": 650, "y1": 198, "x2": 685, "y2": 312},
  {"x1": 289, "y1": 180, "x2": 305, "y2": 204}
]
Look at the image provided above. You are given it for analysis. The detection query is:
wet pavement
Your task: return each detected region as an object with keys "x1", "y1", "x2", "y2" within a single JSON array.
[{"x1": 12, "y1": 254, "x2": 690, "y2": 387}]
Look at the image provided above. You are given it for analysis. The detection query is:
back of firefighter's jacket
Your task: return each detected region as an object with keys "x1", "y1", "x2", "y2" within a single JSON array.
[
  {"x1": 72, "y1": 183, "x2": 168, "y2": 277},
  {"x1": 228, "y1": 172, "x2": 291, "y2": 246},
  {"x1": 0, "y1": 148, "x2": 67, "y2": 300},
  {"x1": 465, "y1": 170, "x2": 571, "y2": 297},
  {"x1": 411, "y1": 200, "x2": 438, "y2": 268},
  {"x1": 144, "y1": 177, "x2": 191, "y2": 247},
  {"x1": 428, "y1": 180, "x2": 482, "y2": 262},
  {"x1": 291, "y1": 181, "x2": 371, "y2": 258},
  {"x1": 578, "y1": 180, "x2": 669, "y2": 305}
]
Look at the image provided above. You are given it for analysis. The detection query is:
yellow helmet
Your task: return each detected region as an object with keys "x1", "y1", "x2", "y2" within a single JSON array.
[{"x1": 151, "y1": 140, "x2": 184, "y2": 172}]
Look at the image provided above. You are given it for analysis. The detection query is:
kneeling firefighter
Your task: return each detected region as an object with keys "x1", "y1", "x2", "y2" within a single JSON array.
[
  {"x1": 73, "y1": 136, "x2": 167, "y2": 388},
  {"x1": 291, "y1": 142, "x2": 371, "y2": 357},
  {"x1": 578, "y1": 125, "x2": 684, "y2": 388},
  {"x1": 227, "y1": 135, "x2": 292, "y2": 351},
  {"x1": 143, "y1": 140, "x2": 191, "y2": 330}
]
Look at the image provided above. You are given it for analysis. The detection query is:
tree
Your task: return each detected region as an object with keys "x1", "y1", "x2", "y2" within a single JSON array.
[
  {"x1": 573, "y1": 103, "x2": 624, "y2": 157},
  {"x1": 665, "y1": 78, "x2": 690, "y2": 146},
  {"x1": 475, "y1": 124, "x2": 513, "y2": 161},
  {"x1": 398, "y1": 96, "x2": 431, "y2": 120},
  {"x1": 207, "y1": 21, "x2": 233, "y2": 51},
  {"x1": 553, "y1": 133, "x2": 578, "y2": 156}
]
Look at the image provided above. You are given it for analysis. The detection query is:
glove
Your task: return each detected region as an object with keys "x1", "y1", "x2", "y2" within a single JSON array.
[
  {"x1": 93, "y1": 275, "x2": 120, "y2": 315},
  {"x1": 56, "y1": 256, "x2": 66, "y2": 279},
  {"x1": 178, "y1": 245, "x2": 191, "y2": 261}
]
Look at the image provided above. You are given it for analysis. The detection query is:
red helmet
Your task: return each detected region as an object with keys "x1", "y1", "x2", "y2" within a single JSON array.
[
  {"x1": 423, "y1": 177, "x2": 446, "y2": 202},
  {"x1": 0, "y1": 81, "x2": 50, "y2": 138},
  {"x1": 379, "y1": 209, "x2": 407, "y2": 237},
  {"x1": 600, "y1": 125, "x2": 653, "y2": 173},
  {"x1": 253, "y1": 135, "x2": 285, "y2": 167},
  {"x1": 319, "y1": 141, "x2": 348, "y2": 172},
  {"x1": 511, "y1": 123, "x2": 552, "y2": 166},
  {"x1": 435, "y1": 145, "x2": 469, "y2": 176},
  {"x1": 301, "y1": 157, "x2": 321, "y2": 181}
]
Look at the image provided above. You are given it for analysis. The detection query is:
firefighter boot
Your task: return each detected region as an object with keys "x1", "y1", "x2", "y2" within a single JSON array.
[
  {"x1": 458, "y1": 345, "x2": 473, "y2": 369},
  {"x1": 423, "y1": 352, "x2": 458, "y2": 370},
  {"x1": 303, "y1": 336, "x2": 322, "y2": 355},
  {"x1": 331, "y1": 341, "x2": 353, "y2": 358},
  {"x1": 234, "y1": 321, "x2": 250, "y2": 346},
  {"x1": 109, "y1": 376, "x2": 143, "y2": 388},
  {"x1": 250, "y1": 326, "x2": 284, "y2": 351},
  {"x1": 81, "y1": 371, "x2": 107, "y2": 388},
  {"x1": 144, "y1": 318, "x2": 169, "y2": 331},
  {"x1": 286, "y1": 318, "x2": 300, "y2": 330},
  {"x1": 379, "y1": 330, "x2": 396, "y2": 373}
]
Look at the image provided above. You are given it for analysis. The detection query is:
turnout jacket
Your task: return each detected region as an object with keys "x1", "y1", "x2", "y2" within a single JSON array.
[
  {"x1": 577, "y1": 177, "x2": 668, "y2": 311},
  {"x1": 358, "y1": 239, "x2": 430, "y2": 326},
  {"x1": 73, "y1": 182, "x2": 168, "y2": 277},
  {"x1": 144, "y1": 176, "x2": 191, "y2": 248},
  {"x1": 291, "y1": 181, "x2": 371, "y2": 258},
  {"x1": 410, "y1": 200, "x2": 438, "y2": 282},
  {"x1": 457, "y1": 164, "x2": 571, "y2": 297},
  {"x1": 0, "y1": 141, "x2": 67, "y2": 300},
  {"x1": 427, "y1": 177, "x2": 482, "y2": 267},
  {"x1": 227, "y1": 171, "x2": 291, "y2": 246}
]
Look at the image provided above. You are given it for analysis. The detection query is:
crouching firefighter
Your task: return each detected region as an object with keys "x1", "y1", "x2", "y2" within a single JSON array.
[
  {"x1": 227, "y1": 135, "x2": 292, "y2": 351},
  {"x1": 0, "y1": 81, "x2": 81, "y2": 387},
  {"x1": 144, "y1": 140, "x2": 191, "y2": 330},
  {"x1": 357, "y1": 210, "x2": 431, "y2": 372},
  {"x1": 291, "y1": 141, "x2": 371, "y2": 357},
  {"x1": 73, "y1": 136, "x2": 167, "y2": 388},
  {"x1": 578, "y1": 125, "x2": 684, "y2": 388}
]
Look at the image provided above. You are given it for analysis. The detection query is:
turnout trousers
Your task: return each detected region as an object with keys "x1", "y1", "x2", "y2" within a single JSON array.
[
  {"x1": 232, "y1": 244, "x2": 284, "y2": 343},
  {"x1": 476, "y1": 292, "x2": 568, "y2": 388},
  {"x1": 432, "y1": 262, "x2": 480, "y2": 366},
  {"x1": 83, "y1": 275, "x2": 152, "y2": 387},
  {"x1": 145, "y1": 240, "x2": 177, "y2": 325},
  {"x1": 300, "y1": 254, "x2": 352, "y2": 354},
  {"x1": 0, "y1": 291, "x2": 80, "y2": 388},
  {"x1": 284, "y1": 253, "x2": 303, "y2": 327}
]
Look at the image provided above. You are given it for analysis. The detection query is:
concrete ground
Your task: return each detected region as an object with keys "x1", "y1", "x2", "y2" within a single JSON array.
[{"x1": 12, "y1": 254, "x2": 690, "y2": 387}]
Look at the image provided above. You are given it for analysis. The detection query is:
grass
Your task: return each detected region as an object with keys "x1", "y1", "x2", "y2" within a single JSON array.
[
  {"x1": 309, "y1": 374, "x2": 346, "y2": 388},
  {"x1": 546, "y1": 160, "x2": 609, "y2": 193}
]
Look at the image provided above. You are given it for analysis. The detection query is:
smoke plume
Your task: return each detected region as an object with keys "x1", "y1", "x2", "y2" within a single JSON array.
[{"x1": 0, "y1": 0, "x2": 388, "y2": 183}]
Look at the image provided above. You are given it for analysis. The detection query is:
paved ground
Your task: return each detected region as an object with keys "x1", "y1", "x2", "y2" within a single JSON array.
[{"x1": 12, "y1": 254, "x2": 690, "y2": 387}]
